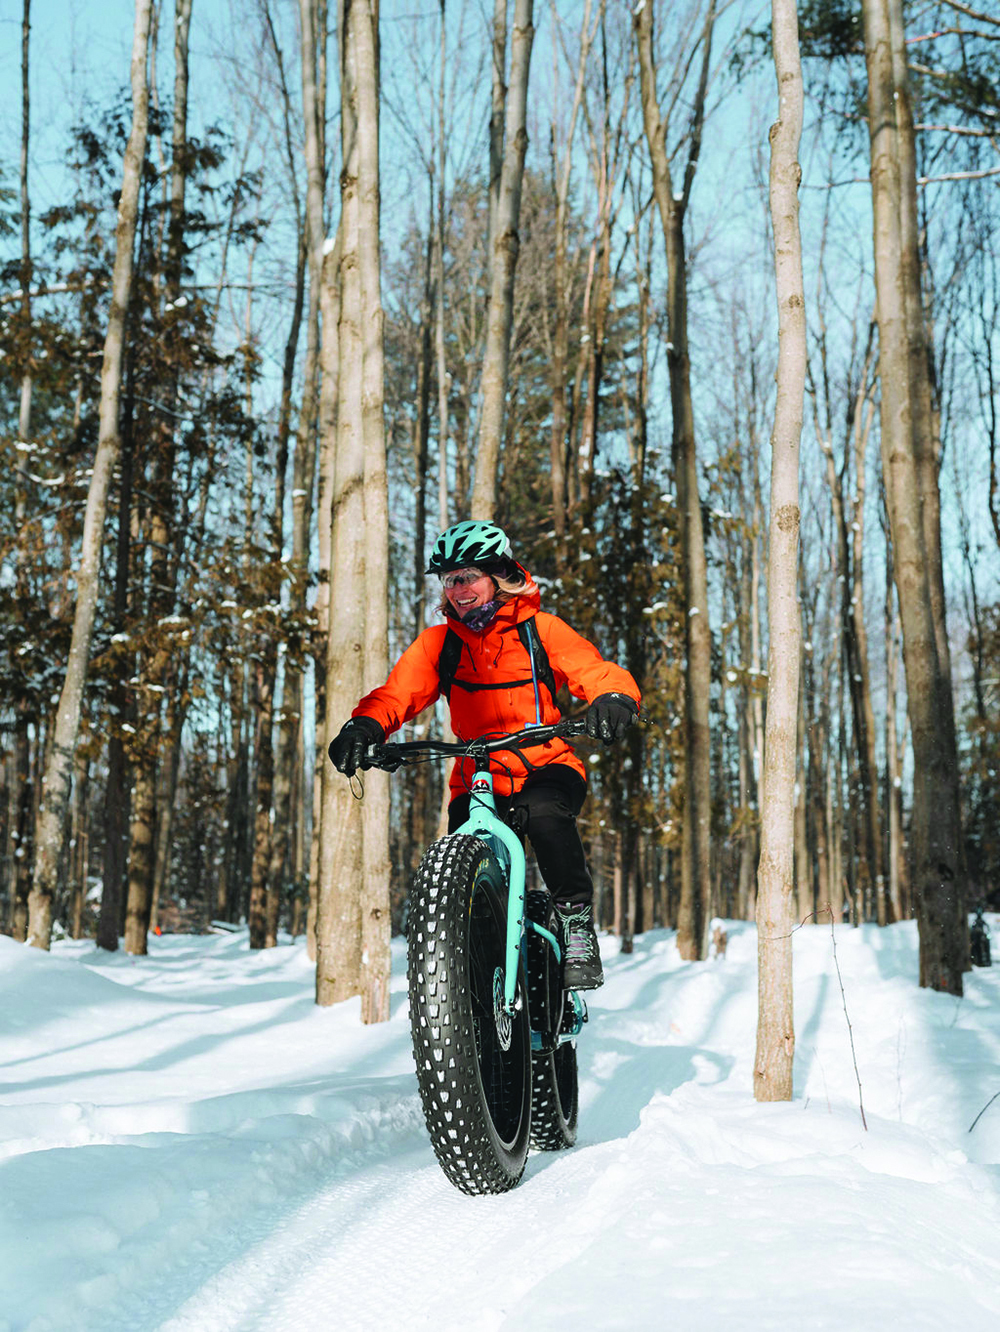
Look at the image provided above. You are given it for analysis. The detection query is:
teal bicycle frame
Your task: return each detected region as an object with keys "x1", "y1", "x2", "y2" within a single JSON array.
[
  {"x1": 370, "y1": 718, "x2": 591, "y2": 1042},
  {"x1": 456, "y1": 761, "x2": 585, "y2": 1042},
  {"x1": 457, "y1": 766, "x2": 550, "y2": 1013}
]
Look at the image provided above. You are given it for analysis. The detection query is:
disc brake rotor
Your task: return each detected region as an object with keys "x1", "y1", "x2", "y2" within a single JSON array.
[{"x1": 492, "y1": 967, "x2": 512, "y2": 1051}]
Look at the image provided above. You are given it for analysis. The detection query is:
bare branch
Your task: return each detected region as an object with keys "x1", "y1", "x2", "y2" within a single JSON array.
[
  {"x1": 936, "y1": 0, "x2": 1000, "y2": 28},
  {"x1": 918, "y1": 164, "x2": 1000, "y2": 183}
]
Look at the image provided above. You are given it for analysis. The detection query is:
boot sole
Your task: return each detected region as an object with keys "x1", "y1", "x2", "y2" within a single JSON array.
[{"x1": 563, "y1": 972, "x2": 604, "y2": 991}]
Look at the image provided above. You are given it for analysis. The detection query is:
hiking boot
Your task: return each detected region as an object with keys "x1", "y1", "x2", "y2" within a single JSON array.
[{"x1": 554, "y1": 902, "x2": 604, "y2": 990}]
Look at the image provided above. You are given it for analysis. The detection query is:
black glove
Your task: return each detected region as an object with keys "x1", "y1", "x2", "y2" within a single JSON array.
[
  {"x1": 328, "y1": 715, "x2": 385, "y2": 776},
  {"x1": 585, "y1": 693, "x2": 638, "y2": 746}
]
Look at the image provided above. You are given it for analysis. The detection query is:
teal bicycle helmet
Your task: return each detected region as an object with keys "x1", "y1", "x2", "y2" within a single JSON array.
[{"x1": 426, "y1": 520, "x2": 515, "y2": 575}]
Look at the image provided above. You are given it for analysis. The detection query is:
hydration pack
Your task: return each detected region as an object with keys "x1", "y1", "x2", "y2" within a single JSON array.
[{"x1": 437, "y1": 615, "x2": 556, "y2": 723}]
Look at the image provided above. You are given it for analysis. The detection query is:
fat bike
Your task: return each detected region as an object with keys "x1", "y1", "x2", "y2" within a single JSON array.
[{"x1": 368, "y1": 720, "x2": 596, "y2": 1195}]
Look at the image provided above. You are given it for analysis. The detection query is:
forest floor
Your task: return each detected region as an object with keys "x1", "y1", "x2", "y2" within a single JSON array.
[{"x1": 2, "y1": 911, "x2": 999, "y2": 1331}]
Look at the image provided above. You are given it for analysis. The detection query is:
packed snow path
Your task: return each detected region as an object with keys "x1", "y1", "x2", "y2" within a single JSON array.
[{"x1": 2, "y1": 919, "x2": 999, "y2": 1331}]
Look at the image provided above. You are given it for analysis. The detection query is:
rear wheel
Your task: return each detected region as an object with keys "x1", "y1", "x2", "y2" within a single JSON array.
[
  {"x1": 407, "y1": 835, "x2": 531, "y2": 1194},
  {"x1": 526, "y1": 891, "x2": 578, "y2": 1150}
]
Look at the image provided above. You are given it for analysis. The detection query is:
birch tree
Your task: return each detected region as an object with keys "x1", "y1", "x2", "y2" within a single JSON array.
[
  {"x1": 317, "y1": 0, "x2": 364, "y2": 1006},
  {"x1": 26, "y1": 0, "x2": 153, "y2": 949},
  {"x1": 316, "y1": 0, "x2": 391, "y2": 1021},
  {"x1": 754, "y1": 0, "x2": 806, "y2": 1102},
  {"x1": 10, "y1": 0, "x2": 34, "y2": 942},
  {"x1": 470, "y1": 0, "x2": 535, "y2": 519},
  {"x1": 548, "y1": 0, "x2": 600, "y2": 544},
  {"x1": 355, "y1": 0, "x2": 391, "y2": 1022}
]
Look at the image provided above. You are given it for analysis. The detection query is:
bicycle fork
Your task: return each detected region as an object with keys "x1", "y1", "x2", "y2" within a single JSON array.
[
  {"x1": 461, "y1": 770, "x2": 525, "y2": 1015},
  {"x1": 461, "y1": 768, "x2": 586, "y2": 1040}
]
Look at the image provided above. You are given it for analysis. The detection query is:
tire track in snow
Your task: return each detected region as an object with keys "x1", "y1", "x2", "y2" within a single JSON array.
[{"x1": 158, "y1": 1122, "x2": 632, "y2": 1331}]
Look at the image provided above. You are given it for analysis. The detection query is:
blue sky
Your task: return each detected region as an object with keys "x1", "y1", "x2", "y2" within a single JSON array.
[{"x1": 2, "y1": 0, "x2": 140, "y2": 216}]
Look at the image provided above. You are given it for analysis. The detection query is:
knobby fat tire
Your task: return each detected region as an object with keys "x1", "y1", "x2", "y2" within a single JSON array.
[
  {"x1": 525, "y1": 890, "x2": 579, "y2": 1150},
  {"x1": 407, "y1": 834, "x2": 531, "y2": 1194}
]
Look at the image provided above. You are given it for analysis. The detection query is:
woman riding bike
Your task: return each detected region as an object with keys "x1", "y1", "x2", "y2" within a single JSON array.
[{"x1": 328, "y1": 520, "x2": 640, "y2": 989}]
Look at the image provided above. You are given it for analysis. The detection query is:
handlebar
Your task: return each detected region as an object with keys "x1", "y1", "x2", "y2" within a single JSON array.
[{"x1": 367, "y1": 717, "x2": 590, "y2": 770}]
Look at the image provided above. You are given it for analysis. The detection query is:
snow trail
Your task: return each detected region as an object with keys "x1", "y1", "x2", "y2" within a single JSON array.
[{"x1": 1, "y1": 919, "x2": 998, "y2": 1330}]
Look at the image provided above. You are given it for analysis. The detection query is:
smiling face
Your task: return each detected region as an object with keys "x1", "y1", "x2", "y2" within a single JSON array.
[{"x1": 442, "y1": 568, "x2": 497, "y2": 618}]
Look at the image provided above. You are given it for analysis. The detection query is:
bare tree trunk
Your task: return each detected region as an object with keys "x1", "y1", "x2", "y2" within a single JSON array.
[
  {"x1": 68, "y1": 745, "x2": 89, "y2": 939},
  {"x1": 248, "y1": 662, "x2": 274, "y2": 948},
  {"x1": 150, "y1": 686, "x2": 184, "y2": 933},
  {"x1": 354, "y1": 0, "x2": 392, "y2": 1024},
  {"x1": 851, "y1": 396, "x2": 886, "y2": 923},
  {"x1": 215, "y1": 668, "x2": 245, "y2": 923},
  {"x1": 567, "y1": 236, "x2": 596, "y2": 514},
  {"x1": 885, "y1": 570, "x2": 906, "y2": 921},
  {"x1": 808, "y1": 697, "x2": 831, "y2": 921},
  {"x1": 169, "y1": 0, "x2": 193, "y2": 276},
  {"x1": 888, "y1": 0, "x2": 962, "y2": 950},
  {"x1": 434, "y1": 5, "x2": 450, "y2": 534},
  {"x1": 862, "y1": 0, "x2": 965, "y2": 993},
  {"x1": 12, "y1": 3, "x2": 35, "y2": 939},
  {"x1": 635, "y1": 0, "x2": 714, "y2": 962},
  {"x1": 263, "y1": 1, "x2": 312, "y2": 950},
  {"x1": 317, "y1": 0, "x2": 389, "y2": 1011},
  {"x1": 414, "y1": 210, "x2": 433, "y2": 636},
  {"x1": 10, "y1": 723, "x2": 32, "y2": 942},
  {"x1": 548, "y1": 0, "x2": 598, "y2": 545},
  {"x1": 123, "y1": 766, "x2": 156, "y2": 953},
  {"x1": 471, "y1": 0, "x2": 535, "y2": 519},
  {"x1": 255, "y1": 18, "x2": 322, "y2": 952},
  {"x1": 805, "y1": 589, "x2": 834, "y2": 924},
  {"x1": 754, "y1": 0, "x2": 805, "y2": 1103},
  {"x1": 27, "y1": 0, "x2": 152, "y2": 949},
  {"x1": 98, "y1": 454, "x2": 132, "y2": 951},
  {"x1": 737, "y1": 502, "x2": 762, "y2": 921},
  {"x1": 266, "y1": 230, "x2": 307, "y2": 946},
  {"x1": 612, "y1": 830, "x2": 623, "y2": 938},
  {"x1": 737, "y1": 699, "x2": 755, "y2": 919},
  {"x1": 17, "y1": 0, "x2": 32, "y2": 479},
  {"x1": 488, "y1": 0, "x2": 506, "y2": 258},
  {"x1": 123, "y1": 0, "x2": 192, "y2": 957},
  {"x1": 312, "y1": 222, "x2": 341, "y2": 963},
  {"x1": 817, "y1": 363, "x2": 884, "y2": 922},
  {"x1": 831, "y1": 694, "x2": 847, "y2": 924},
  {"x1": 794, "y1": 647, "x2": 810, "y2": 923},
  {"x1": 888, "y1": 0, "x2": 950, "y2": 690}
]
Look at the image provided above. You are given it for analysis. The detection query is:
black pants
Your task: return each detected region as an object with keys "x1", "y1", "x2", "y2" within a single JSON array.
[{"x1": 448, "y1": 765, "x2": 593, "y2": 908}]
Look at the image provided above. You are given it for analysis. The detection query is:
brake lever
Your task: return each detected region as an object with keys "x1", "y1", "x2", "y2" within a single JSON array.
[{"x1": 368, "y1": 745, "x2": 403, "y2": 772}]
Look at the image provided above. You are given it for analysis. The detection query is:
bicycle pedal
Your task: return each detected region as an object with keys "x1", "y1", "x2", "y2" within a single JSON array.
[{"x1": 560, "y1": 992, "x2": 588, "y2": 1035}]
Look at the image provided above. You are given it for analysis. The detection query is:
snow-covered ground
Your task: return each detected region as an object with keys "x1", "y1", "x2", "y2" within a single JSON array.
[{"x1": 1, "y1": 915, "x2": 998, "y2": 1332}]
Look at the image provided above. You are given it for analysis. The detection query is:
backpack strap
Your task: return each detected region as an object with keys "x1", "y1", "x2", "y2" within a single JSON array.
[
  {"x1": 436, "y1": 616, "x2": 557, "y2": 713},
  {"x1": 516, "y1": 616, "x2": 557, "y2": 708},
  {"x1": 437, "y1": 627, "x2": 465, "y2": 701}
]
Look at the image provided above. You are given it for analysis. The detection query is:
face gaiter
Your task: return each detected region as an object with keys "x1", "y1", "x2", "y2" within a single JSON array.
[{"x1": 460, "y1": 599, "x2": 501, "y2": 632}]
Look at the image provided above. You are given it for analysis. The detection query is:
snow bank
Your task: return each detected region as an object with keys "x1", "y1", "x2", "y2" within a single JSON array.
[{"x1": 1, "y1": 919, "x2": 998, "y2": 1330}]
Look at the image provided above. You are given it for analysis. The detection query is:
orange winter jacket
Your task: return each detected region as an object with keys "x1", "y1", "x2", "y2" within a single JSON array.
[{"x1": 353, "y1": 569, "x2": 641, "y2": 799}]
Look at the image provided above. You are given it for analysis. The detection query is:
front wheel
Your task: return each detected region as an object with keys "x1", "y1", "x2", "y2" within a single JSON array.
[{"x1": 407, "y1": 835, "x2": 531, "y2": 1194}]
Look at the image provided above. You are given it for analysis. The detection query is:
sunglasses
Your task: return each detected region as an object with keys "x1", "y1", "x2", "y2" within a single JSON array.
[{"x1": 442, "y1": 569, "x2": 487, "y2": 589}]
